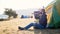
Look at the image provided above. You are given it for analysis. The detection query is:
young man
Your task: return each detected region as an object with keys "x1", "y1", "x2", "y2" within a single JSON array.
[{"x1": 18, "y1": 8, "x2": 47, "y2": 30}]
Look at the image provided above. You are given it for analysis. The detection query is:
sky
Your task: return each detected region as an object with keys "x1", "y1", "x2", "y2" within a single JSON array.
[{"x1": 0, "y1": 0, "x2": 54, "y2": 15}]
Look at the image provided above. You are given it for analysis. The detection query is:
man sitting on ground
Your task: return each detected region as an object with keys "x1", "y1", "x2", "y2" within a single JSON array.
[{"x1": 18, "y1": 8, "x2": 47, "y2": 30}]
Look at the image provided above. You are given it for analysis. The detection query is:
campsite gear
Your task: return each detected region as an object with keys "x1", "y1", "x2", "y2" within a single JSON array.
[
  {"x1": 48, "y1": 0, "x2": 60, "y2": 28},
  {"x1": 21, "y1": 15, "x2": 24, "y2": 18},
  {"x1": 21, "y1": 15, "x2": 29, "y2": 18}
]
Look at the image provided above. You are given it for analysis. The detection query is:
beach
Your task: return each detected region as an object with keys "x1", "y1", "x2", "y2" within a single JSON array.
[
  {"x1": 0, "y1": 13, "x2": 51, "y2": 34},
  {"x1": 0, "y1": 17, "x2": 35, "y2": 34},
  {"x1": 0, "y1": 13, "x2": 60, "y2": 34}
]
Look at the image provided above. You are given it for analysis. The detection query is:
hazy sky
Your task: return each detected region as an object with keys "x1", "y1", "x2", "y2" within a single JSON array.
[{"x1": 0, "y1": 0, "x2": 54, "y2": 14}]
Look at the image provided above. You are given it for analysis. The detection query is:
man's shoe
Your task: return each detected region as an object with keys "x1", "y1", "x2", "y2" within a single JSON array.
[{"x1": 18, "y1": 26, "x2": 24, "y2": 30}]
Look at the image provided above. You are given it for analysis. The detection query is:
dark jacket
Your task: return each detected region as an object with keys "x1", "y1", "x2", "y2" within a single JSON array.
[
  {"x1": 39, "y1": 13, "x2": 47, "y2": 27},
  {"x1": 39, "y1": 8, "x2": 47, "y2": 27}
]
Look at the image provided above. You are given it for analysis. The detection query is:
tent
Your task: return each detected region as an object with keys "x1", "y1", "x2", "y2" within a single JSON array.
[{"x1": 48, "y1": 0, "x2": 60, "y2": 28}]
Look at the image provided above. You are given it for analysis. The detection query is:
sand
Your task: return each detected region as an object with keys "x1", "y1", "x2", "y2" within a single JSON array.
[
  {"x1": 0, "y1": 14, "x2": 60, "y2": 34},
  {"x1": 0, "y1": 18, "x2": 35, "y2": 34}
]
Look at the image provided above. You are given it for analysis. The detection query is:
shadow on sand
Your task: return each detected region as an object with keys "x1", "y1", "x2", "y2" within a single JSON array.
[
  {"x1": 17, "y1": 29, "x2": 60, "y2": 34},
  {"x1": 34, "y1": 29, "x2": 60, "y2": 34}
]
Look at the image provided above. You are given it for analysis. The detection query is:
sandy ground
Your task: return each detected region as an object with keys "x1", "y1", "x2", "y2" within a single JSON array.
[
  {"x1": 0, "y1": 13, "x2": 60, "y2": 34},
  {"x1": 0, "y1": 18, "x2": 35, "y2": 34}
]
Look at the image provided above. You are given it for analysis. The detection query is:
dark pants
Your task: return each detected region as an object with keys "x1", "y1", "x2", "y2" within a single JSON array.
[{"x1": 24, "y1": 23, "x2": 46, "y2": 30}]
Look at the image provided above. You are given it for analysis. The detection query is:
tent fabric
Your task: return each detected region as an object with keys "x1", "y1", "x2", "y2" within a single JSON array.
[{"x1": 48, "y1": 0, "x2": 60, "y2": 28}]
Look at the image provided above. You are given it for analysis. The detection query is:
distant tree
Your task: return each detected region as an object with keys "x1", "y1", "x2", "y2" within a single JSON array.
[
  {"x1": 12, "y1": 10, "x2": 17, "y2": 18},
  {"x1": 4, "y1": 8, "x2": 18, "y2": 18}
]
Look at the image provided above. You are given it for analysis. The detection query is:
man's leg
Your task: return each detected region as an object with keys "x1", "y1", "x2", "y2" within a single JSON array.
[
  {"x1": 34, "y1": 23, "x2": 45, "y2": 29},
  {"x1": 24, "y1": 23, "x2": 34, "y2": 29},
  {"x1": 18, "y1": 23, "x2": 34, "y2": 30},
  {"x1": 18, "y1": 23, "x2": 45, "y2": 30},
  {"x1": 24, "y1": 23, "x2": 45, "y2": 29}
]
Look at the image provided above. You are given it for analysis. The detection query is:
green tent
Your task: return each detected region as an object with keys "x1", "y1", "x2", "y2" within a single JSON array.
[{"x1": 48, "y1": 0, "x2": 60, "y2": 28}]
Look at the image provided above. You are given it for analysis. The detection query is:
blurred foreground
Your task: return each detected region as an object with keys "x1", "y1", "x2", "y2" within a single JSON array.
[{"x1": 0, "y1": 17, "x2": 60, "y2": 34}]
